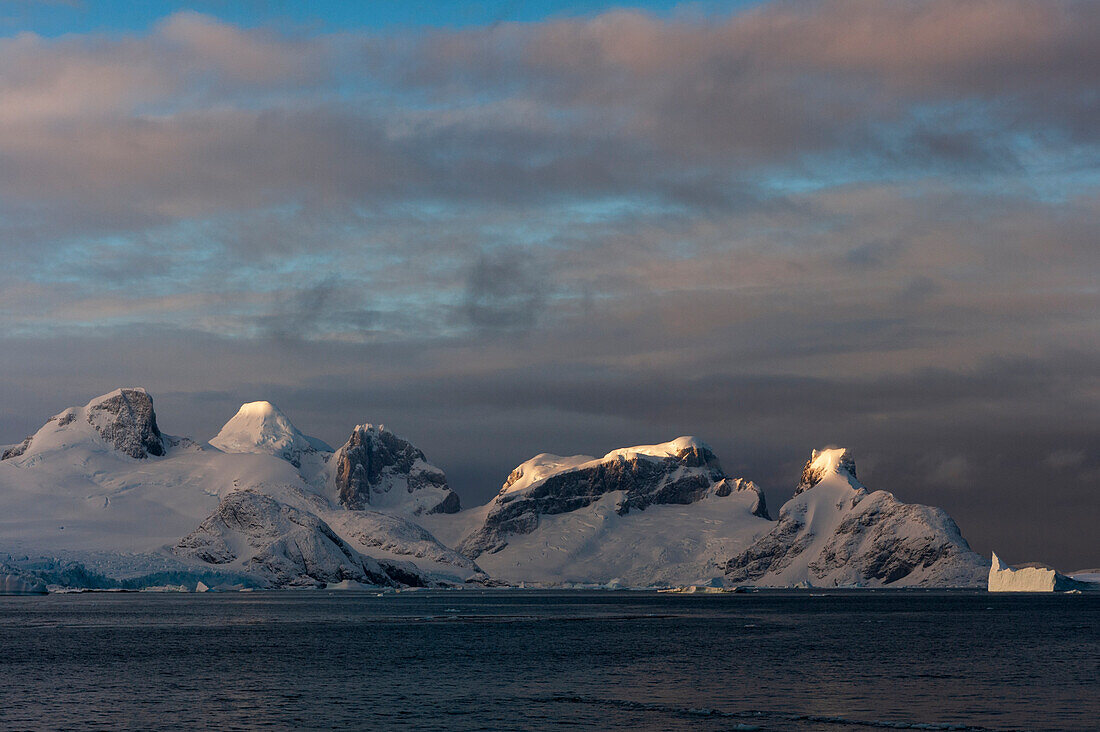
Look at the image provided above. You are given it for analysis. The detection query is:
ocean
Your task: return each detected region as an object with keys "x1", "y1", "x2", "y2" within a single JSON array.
[{"x1": 1, "y1": 590, "x2": 1096, "y2": 731}]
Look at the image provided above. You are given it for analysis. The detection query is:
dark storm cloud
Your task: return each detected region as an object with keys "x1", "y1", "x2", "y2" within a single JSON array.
[
  {"x1": 461, "y1": 249, "x2": 550, "y2": 330},
  {"x1": 256, "y1": 276, "x2": 380, "y2": 344},
  {"x1": 0, "y1": 2, "x2": 1097, "y2": 568}
]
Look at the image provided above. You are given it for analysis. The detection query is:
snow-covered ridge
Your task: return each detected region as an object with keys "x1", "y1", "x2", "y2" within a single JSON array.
[
  {"x1": 500, "y1": 437, "x2": 717, "y2": 498},
  {"x1": 603, "y1": 436, "x2": 714, "y2": 462},
  {"x1": 456, "y1": 436, "x2": 769, "y2": 562},
  {"x1": 501, "y1": 454, "x2": 595, "y2": 496}
]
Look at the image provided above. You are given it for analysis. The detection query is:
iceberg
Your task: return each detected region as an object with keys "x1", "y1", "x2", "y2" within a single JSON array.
[
  {"x1": 1, "y1": 564, "x2": 47, "y2": 595},
  {"x1": 988, "y1": 553, "x2": 1099, "y2": 592}
]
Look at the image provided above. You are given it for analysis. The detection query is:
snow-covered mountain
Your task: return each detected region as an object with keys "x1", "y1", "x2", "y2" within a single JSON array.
[
  {"x1": 420, "y1": 437, "x2": 773, "y2": 586},
  {"x1": 2, "y1": 387, "x2": 167, "y2": 462},
  {"x1": 0, "y1": 389, "x2": 994, "y2": 590},
  {"x1": 210, "y1": 400, "x2": 332, "y2": 467},
  {"x1": 332, "y1": 424, "x2": 459, "y2": 515},
  {"x1": 457, "y1": 437, "x2": 769, "y2": 556},
  {"x1": 723, "y1": 449, "x2": 988, "y2": 587},
  {"x1": 0, "y1": 388, "x2": 480, "y2": 590}
]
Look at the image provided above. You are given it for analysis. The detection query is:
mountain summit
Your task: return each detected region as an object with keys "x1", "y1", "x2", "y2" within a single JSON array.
[
  {"x1": 2, "y1": 387, "x2": 165, "y2": 462},
  {"x1": 332, "y1": 424, "x2": 459, "y2": 515},
  {"x1": 795, "y1": 447, "x2": 859, "y2": 495},
  {"x1": 210, "y1": 401, "x2": 332, "y2": 467}
]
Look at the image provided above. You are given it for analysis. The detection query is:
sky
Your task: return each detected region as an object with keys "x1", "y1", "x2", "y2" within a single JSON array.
[{"x1": 0, "y1": 0, "x2": 1096, "y2": 569}]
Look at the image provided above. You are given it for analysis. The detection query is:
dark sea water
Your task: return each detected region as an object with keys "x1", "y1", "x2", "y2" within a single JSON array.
[{"x1": 1, "y1": 590, "x2": 1096, "y2": 731}]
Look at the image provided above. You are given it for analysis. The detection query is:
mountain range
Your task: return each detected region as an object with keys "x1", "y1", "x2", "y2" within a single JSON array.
[{"x1": 0, "y1": 388, "x2": 991, "y2": 590}]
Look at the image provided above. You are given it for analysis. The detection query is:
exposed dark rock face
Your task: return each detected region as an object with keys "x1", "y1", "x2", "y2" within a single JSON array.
[
  {"x1": 806, "y1": 495, "x2": 978, "y2": 584},
  {"x1": 333, "y1": 425, "x2": 459, "y2": 514},
  {"x1": 1, "y1": 437, "x2": 31, "y2": 461},
  {"x1": 724, "y1": 512, "x2": 815, "y2": 583},
  {"x1": 174, "y1": 490, "x2": 411, "y2": 588},
  {"x1": 458, "y1": 442, "x2": 768, "y2": 559},
  {"x1": 87, "y1": 389, "x2": 165, "y2": 459},
  {"x1": 726, "y1": 477, "x2": 870, "y2": 584},
  {"x1": 431, "y1": 489, "x2": 462, "y2": 515},
  {"x1": 715, "y1": 477, "x2": 769, "y2": 519}
]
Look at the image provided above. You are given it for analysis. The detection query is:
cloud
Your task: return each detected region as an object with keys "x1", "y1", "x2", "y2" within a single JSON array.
[
  {"x1": 2, "y1": 1, "x2": 1096, "y2": 241},
  {"x1": 928, "y1": 455, "x2": 974, "y2": 488},
  {"x1": 395, "y1": 0, "x2": 1100, "y2": 159},
  {"x1": 154, "y1": 11, "x2": 321, "y2": 85},
  {"x1": 1044, "y1": 449, "x2": 1086, "y2": 470},
  {"x1": 461, "y1": 248, "x2": 550, "y2": 330}
]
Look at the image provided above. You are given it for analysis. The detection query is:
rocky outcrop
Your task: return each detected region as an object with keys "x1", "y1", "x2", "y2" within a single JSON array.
[
  {"x1": 86, "y1": 388, "x2": 165, "y2": 459},
  {"x1": 332, "y1": 424, "x2": 459, "y2": 515},
  {"x1": 174, "y1": 490, "x2": 424, "y2": 588},
  {"x1": 725, "y1": 448, "x2": 988, "y2": 587},
  {"x1": 458, "y1": 437, "x2": 769, "y2": 559},
  {"x1": 1, "y1": 436, "x2": 31, "y2": 461}
]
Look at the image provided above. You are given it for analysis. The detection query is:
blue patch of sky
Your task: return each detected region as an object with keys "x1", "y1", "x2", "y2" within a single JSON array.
[
  {"x1": 555, "y1": 195, "x2": 683, "y2": 224},
  {"x1": 22, "y1": 212, "x2": 340, "y2": 297},
  {"x1": 758, "y1": 108, "x2": 1100, "y2": 204},
  {"x1": 0, "y1": 1, "x2": 767, "y2": 37}
]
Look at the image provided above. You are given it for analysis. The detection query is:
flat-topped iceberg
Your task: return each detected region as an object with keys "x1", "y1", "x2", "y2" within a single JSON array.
[{"x1": 988, "y1": 553, "x2": 1099, "y2": 592}]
